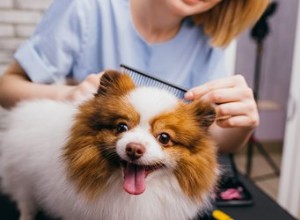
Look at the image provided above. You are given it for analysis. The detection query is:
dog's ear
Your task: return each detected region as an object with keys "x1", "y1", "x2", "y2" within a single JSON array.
[
  {"x1": 186, "y1": 100, "x2": 216, "y2": 130},
  {"x1": 96, "y1": 70, "x2": 135, "y2": 97}
]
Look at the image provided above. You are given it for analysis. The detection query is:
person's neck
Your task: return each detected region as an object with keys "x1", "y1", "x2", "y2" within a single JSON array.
[{"x1": 131, "y1": 0, "x2": 184, "y2": 43}]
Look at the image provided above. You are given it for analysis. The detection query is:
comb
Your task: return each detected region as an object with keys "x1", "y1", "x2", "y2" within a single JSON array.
[
  {"x1": 120, "y1": 64, "x2": 187, "y2": 99},
  {"x1": 121, "y1": 64, "x2": 228, "y2": 121}
]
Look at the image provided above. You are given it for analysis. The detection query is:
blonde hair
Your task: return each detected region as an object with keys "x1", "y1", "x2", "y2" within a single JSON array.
[{"x1": 193, "y1": 0, "x2": 270, "y2": 47}]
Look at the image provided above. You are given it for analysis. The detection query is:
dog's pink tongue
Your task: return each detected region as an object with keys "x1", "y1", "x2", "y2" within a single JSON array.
[{"x1": 123, "y1": 163, "x2": 146, "y2": 195}]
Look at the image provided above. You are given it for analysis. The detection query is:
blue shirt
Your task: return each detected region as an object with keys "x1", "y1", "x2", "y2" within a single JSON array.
[{"x1": 15, "y1": 0, "x2": 227, "y2": 90}]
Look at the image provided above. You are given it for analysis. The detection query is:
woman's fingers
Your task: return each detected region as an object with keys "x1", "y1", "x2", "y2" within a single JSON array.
[
  {"x1": 199, "y1": 87, "x2": 254, "y2": 104},
  {"x1": 185, "y1": 74, "x2": 259, "y2": 129},
  {"x1": 215, "y1": 101, "x2": 259, "y2": 126},
  {"x1": 85, "y1": 73, "x2": 103, "y2": 88},
  {"x1": 185, "y1": 75, "x2": 247, "y2": 100},
  {"x1": 216, "y1": 115, "x2": 259, "y2": 128},
  {"x1": 67, "y1": 72, "x2": 104, "y2": 102}
]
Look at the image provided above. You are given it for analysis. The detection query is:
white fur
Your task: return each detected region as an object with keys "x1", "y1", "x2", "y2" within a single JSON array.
[
  {"x1": 117, "y1": 87, "x2": 179, "y2": 166},
  {"x1": 116, "y1": 87, "x2": 178, "y2": 166},
  {"x1": 116, "y1": 126, "x2": 166, "y2": 163},
  {"x1": 0, "y1": 90, "x2": 210, "y2": 220},
  {"x1": 127, "y1": 87, "x2": 178, "y2": 123}
]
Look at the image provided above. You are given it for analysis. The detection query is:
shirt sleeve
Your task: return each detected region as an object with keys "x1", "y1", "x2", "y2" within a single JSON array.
[{"x1": 14, "y1": 0, "x2": 88, "y2": 83}]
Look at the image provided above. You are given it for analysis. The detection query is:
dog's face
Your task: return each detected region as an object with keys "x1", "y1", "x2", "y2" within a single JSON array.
[{"x1": 64, "y1": 71, "x2": 217, "y2": 202}]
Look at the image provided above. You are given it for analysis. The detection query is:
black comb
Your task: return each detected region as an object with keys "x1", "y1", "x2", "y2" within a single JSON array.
[{"x1": 120, "y1": 64, "x2": 187, "y2": 99}]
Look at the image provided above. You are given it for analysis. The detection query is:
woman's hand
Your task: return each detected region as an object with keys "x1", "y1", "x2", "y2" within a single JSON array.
[
  {"x1": 61, "y1": 72, "x2": 104, "y2": 103},
  {"x1": 0, "y1": 60, "x2": 105, "y2": 108},
  {"x1": 185, "y1": 75, "x2": 259, "y2": 129}
]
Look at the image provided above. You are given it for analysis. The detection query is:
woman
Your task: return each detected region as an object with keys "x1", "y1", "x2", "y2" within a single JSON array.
[{"x1": 0, "y1": 0, "x2": 269, "y2": 152}]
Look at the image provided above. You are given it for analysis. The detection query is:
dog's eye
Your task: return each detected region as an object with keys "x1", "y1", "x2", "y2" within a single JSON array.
[
  {"x1": 117, "y1": 123, "x2": 129, "y2": 133},
  {"x1": 157, "y1": 133, "x2": 171, "y2": 146}
]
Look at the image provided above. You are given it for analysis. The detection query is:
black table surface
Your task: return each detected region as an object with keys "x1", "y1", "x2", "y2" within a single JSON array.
[
  {"x1": 212, "y1": 174, "x2": 296, "y2": 220},
  {"x1": 0, "y1": 174, "x2": 296, "y2": 220}
]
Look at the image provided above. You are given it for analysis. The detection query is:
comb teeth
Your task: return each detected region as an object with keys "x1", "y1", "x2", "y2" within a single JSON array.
[{"x1": 120, "y1": 64, "x2": 187, "y2": 99}]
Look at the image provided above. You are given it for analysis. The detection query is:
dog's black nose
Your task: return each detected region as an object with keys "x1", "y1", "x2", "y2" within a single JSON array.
[{"x1": 126, "y1": 143, "x2": 145, "y2": 161}]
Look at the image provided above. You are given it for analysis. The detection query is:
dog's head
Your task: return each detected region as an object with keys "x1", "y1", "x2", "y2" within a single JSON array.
[{"x1": 64, "y1": 70, "x2": 217, "y2": 202}]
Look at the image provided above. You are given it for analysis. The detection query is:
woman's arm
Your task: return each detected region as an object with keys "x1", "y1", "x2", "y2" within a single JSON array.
[
  {"x1": 0, "y1": 61, "x2": 102, "y2": 109},
  {"x1": 209, "y1": 124, "x2": 254, "y2": 153}
]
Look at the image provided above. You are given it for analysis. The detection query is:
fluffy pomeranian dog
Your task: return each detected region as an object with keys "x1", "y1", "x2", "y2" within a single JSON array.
[{"x1": 0, "y1": 71, "x2": 218, "y2": 220}]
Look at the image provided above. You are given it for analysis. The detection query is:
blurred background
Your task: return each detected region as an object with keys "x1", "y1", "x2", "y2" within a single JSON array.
[{"x1": 0, "y1": 0, "x2": 299, "y2": 219}]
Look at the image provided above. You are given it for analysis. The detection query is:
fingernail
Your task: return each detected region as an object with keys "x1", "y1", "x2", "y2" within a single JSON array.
[{"x1": 184, "y1": 91, "x2": 194, "y2": 100}]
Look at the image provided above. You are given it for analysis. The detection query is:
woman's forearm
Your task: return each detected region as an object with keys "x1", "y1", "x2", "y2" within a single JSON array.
[
  {"x1": 0, "y1": 61, "x2": 73, "y2": 109},
  {"x1": 209, "y1": 123, "x2": 254, "y2": 153}
]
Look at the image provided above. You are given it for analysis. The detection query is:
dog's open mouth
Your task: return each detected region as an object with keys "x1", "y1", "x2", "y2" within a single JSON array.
[{"x1": 121, "y1": 161, "x2": 165, "y2": 195}]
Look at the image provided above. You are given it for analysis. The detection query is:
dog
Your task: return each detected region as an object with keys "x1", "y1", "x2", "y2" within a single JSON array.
[{"x1": 0, "y1": 70, "x2": 218, "y2": 220}]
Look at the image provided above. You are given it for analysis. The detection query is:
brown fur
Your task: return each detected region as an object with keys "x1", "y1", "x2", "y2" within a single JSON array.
[
  {"x1": 151, "y1": 100, "x2": 217, "y2": 202},
  {"x1": 63, "y1": 71, "x2": 139, "y2": 199}
]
